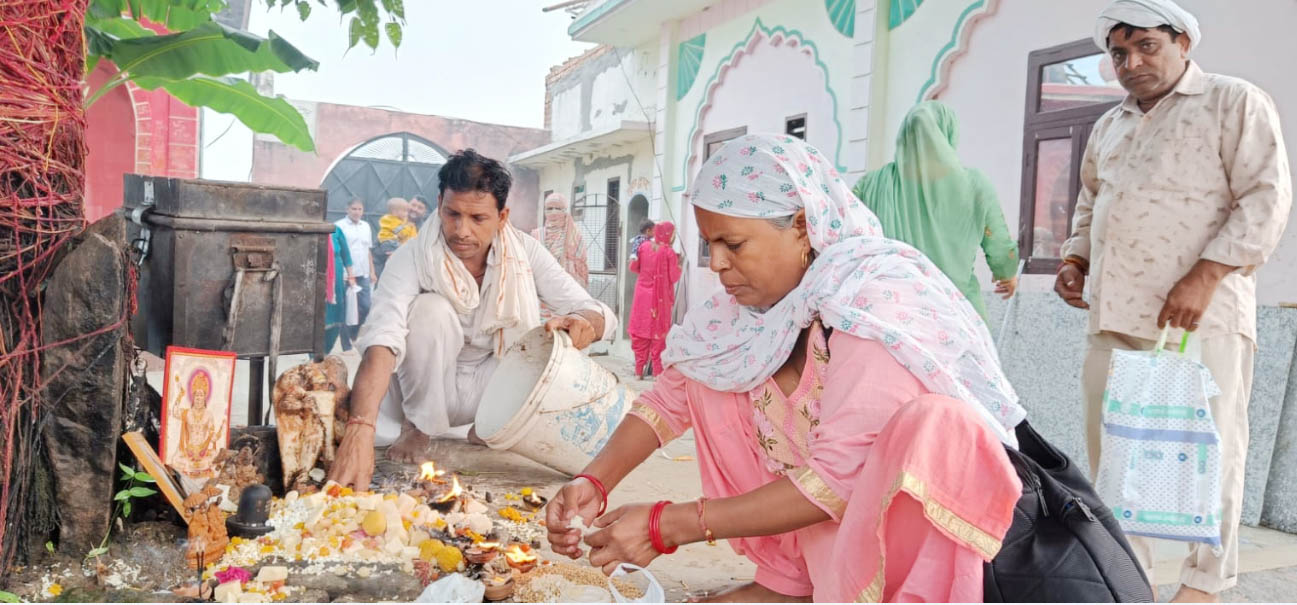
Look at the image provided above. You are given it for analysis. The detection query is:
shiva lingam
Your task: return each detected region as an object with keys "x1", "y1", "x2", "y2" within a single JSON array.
[{"x1": 503, "y1": 543, "x2": 538, "y2": 573}]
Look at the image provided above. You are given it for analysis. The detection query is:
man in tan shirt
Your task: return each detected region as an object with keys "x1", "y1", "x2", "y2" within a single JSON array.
[{"x1": 1056, "y1": 0, "x2": 1291, "y2": 601}]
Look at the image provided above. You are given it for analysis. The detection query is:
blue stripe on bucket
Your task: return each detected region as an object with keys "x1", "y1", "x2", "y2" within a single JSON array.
[{"x1": 1103, "y1": 423, "x2": 1219, "y2": 445}]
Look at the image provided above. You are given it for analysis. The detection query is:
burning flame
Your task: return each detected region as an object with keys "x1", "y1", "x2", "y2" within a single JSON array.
[
  {"x1": 435, "y1": 474, "x2": 463, "y2": 503},
  {"x1": 504, "y1": 544, "x2": 536, "y2": 564},
  {"x1": 419, "y1": 461, "x2": 446, "y2": 481},
  {"x1": 472, "y1": 541, "x2": 501, "y2": 551}
]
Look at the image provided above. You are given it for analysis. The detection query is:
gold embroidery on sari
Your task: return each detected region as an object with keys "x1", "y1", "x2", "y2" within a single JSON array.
[
  {"x1": 853, "y1": 470, "x2": 1005, "y2": 602},
  {"x1": 792, "y1": 466, "x2": 847, "y2": 518},
  {"x1": 629, "y1": 403, "x2": 679, "y2": 444}
]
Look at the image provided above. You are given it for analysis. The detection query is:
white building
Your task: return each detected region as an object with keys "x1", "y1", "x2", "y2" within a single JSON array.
[{"x1": 516, "y1": 0, "x2": 1297, "y2": 535}]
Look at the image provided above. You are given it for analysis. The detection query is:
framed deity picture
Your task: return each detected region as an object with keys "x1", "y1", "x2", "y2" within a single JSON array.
[{"x1": 160, "y1": 346, "x2": 236, "y2": 482}]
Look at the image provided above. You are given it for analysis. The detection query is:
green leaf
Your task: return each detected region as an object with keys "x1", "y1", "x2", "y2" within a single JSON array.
[
  {"x1": 347, "y1": 16, "x2": 362, "y2": 49},
  {"x1": 123, "y1": 500, "x2": 133, "y2": 518},
  {"x1": 362, "y1": 19, "x2": 379, "y2": 50},
  {"x1": 134, "y1": 75, "x2": 315, "y2": 151},
  {"x1": 46, "y1": 541, "x2": 55, "y2": 554},
  {"x1": 86, "y1": 546, "x2": 109, "y2": 559},
  {"x1": 296, "y1": 0, "x2": 310, "y2": 20},
  {"x1": 0, "y1": 590, "x2": 19, "y2": 603},
  {"x1": 100, "y1": 22, "x2": 318, "y2": 82},
  {"x1": 384, "y1": 22, "x2": 401, "y2": 48},
  {"x1": 128, "y1": 486, "x2": 158, "y2": 498},
  {"x1": 114, "y1": 490, "x2": 131, "y2": 501},
  {"x1": 381, "y1": 0, "x2": 404, "y2": 20},
  {"x1": 134, "y1": 471, "x2": 156, "y2": 483},
  {"x1": 118, "y1": 462, "x2": 135, "y2": 476}
]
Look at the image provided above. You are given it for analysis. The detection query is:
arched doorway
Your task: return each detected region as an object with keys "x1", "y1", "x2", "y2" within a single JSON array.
[
  {"x1": 622, "y1": 194, "x2": 649, "y2": 338},
  {"x1": 320, "y1": 132, "x2": 448, "y2": 227}
]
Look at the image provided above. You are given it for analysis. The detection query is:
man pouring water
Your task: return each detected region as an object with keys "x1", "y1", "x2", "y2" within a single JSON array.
[{"x1": 330, "y1": 150, "x2": 617, "y2": 489}]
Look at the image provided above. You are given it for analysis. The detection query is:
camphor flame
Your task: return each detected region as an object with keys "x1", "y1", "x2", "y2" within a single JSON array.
[
  {"x1": 435, "y1": 474, "x2": 463, "y2": 503},
  {"x1": 419, "y1": 461, "x2": 446, "y2": 481},
  {"x1": 504, "y1": 543, "x2": 536, "y2": 564}
]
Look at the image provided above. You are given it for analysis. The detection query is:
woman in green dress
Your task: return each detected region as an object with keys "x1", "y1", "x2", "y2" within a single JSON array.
[
  {"x1": 853, "y1": 101, "x2": 1018, "y2": 320},
  {"x1": 324, "y1": 225, "x2": 354, "y2": 352}
]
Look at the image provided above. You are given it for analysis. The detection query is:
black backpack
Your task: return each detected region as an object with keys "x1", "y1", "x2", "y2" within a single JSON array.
[{"x1": 984, "y1": 421, "x2": 1154, "y2": 602}]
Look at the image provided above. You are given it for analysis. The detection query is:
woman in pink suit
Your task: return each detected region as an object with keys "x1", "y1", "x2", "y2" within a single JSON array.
[{"x1": 628, "y1": 222, "x2": 680, "y2": 380}]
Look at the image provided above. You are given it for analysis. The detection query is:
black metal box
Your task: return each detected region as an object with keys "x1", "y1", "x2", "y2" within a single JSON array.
[{"x1": 123, "y1": 175, "x2": 333, "y2": 358}]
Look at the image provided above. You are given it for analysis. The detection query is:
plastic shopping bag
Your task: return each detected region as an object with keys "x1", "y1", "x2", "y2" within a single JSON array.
[
  {"x1": 1095, "y1": 326, "x2": 1222, "y2": 547},
  {"x1": 609, "y1": 563, "x2": 666, "y2": 603},
  {"x1": 345, "y1": 284, "x2": 360, "y2": 326}
]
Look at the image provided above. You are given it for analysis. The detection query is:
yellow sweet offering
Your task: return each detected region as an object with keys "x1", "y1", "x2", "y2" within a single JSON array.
[
  {"x1": 418, "y1": 539, "x2": 445, "y2": 562},
  {"x1": 361, "y1": 510, "x2": 387, "y2": 537},
  {"x1": 435, "y1": 545, "x2": 464, "y2": 572}
]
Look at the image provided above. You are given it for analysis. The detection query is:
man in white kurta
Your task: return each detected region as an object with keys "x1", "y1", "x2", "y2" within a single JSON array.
[
  {"x1": 330, "y1": 150, "x2": 617, "y2": 489},
  {"x1": 360, "y1": 226, "x2": 616, "y2": 444},
  {"x1": 1056, "y1": 1, "x2": 1291, "y2": 600}
]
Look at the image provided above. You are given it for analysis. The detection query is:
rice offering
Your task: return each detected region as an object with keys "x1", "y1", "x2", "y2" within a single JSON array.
[{"x1": 516, "y1": 563, "x2": 645, "y2": 602}]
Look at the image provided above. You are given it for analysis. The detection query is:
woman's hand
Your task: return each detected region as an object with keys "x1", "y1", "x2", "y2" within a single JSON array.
[
  {"x1": 584, "y1": 503, "x2": 662, "y2": 575},
  {"x1": 994, "y1": 275, "x2": 1017, "y2": 299},
  {"x1": 545, "y1": 477, "x2": 604, "y2": 559}
]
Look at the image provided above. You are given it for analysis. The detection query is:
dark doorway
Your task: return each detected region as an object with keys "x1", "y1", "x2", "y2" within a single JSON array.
[{"x1": 623, "y1": 194, "x2": 649, "y2": 339}]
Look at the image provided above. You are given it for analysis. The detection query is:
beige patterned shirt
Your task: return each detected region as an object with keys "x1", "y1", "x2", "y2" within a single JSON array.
[{"x1": 1062, "y1": 61, "x2": 1292, "y2": 342}]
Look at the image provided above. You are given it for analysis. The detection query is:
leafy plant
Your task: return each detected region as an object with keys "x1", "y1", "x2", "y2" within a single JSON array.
[
  {"x1": 85, "y1": 463, "x2": 157, "y2": 561},
  {"x1": 0, "y1": 590, "x2": 18, "y2": 603},
  {"x1": 84, "y1": 0, "x2": 409, "y2": 151}
]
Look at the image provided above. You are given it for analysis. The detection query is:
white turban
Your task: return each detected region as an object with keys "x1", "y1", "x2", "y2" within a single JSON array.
[{"x1": 1095, "y1": 0, "x2": 1200, "y2": 52}]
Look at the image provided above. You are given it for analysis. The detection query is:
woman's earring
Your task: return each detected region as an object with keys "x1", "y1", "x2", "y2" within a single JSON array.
[{"x1": 801, "y1": 249, "x2": 811, "y2": 268}]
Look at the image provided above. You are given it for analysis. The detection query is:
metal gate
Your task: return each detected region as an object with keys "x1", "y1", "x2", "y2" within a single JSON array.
[
  {"x1": 571, "y1": 192, "x2": 620, "y2": 313},
  {"x1": 321, "y1": 132, "x2": 447, "y2": 227}
]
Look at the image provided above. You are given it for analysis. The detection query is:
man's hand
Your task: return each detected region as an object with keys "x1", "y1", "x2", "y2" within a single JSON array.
[
  {"x1": 328, "y1": 424, "x2": 376, "y2": 489},
  {"x1": 1054, "y1": 263, "x2": 1089, "y2": 309},
  {"x1": 1158, "y1": 260, "x2": 1234, "y2": 331},
  {"x1": 545, "y1": 313, "x2": 597, "y2": 350}
]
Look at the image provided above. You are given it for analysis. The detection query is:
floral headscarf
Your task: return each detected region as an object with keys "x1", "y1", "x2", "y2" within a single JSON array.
[{"x1": 662, "y1": 134, "x2": 1025, "y2": 444}]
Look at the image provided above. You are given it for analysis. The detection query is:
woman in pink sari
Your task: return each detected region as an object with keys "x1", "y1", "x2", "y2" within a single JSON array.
[
  {"x1": 628, "y1": 222, "x2": 681, "y2": 379},
  {"x1": 545, "y1": 135, "x2": 1025, "y2": 602}
]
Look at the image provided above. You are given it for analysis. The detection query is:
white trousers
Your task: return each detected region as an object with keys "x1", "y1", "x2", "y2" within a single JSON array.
[{"x1": 375, "y1": 293, "x2": 499, "y2": 445}]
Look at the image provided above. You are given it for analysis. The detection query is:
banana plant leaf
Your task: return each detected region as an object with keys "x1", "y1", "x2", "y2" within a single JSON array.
[{"x1": 133, "y1": 75, "x2": 315, "y2": 152}]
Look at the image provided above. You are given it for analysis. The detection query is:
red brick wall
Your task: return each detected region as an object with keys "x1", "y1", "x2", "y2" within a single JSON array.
[
  {"x1": 84, "y1": 25, "x2": 199, "y2": 222},
  {"x1": 250, "y1": 103, "x2": 550, "y2": 231}
]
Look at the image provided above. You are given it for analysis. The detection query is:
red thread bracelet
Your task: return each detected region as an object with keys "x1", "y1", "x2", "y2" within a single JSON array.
[
  {"x1": 575, "y1": 473, "x2": 609, "y2": 516},
  {"x1": 649, "y1": 500, "x2": 678, "y2": 554}
]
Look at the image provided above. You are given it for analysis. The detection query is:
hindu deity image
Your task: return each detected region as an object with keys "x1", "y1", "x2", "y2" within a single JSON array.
[{"x1": 164, "y1": 366, "x2": 229, "y2": 480}]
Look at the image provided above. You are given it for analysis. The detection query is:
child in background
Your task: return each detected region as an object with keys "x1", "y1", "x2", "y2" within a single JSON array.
[
  {"x1": 374, "y1": 197, "x2": 416, "y2": 276},
  {"x1": 628, "y1": 219, "x2": 655, "y2": 263}
]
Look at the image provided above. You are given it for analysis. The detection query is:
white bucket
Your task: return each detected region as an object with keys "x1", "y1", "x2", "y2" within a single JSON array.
[{"x1": 475, "y1": 327, "x2": 635, "y2": 476}]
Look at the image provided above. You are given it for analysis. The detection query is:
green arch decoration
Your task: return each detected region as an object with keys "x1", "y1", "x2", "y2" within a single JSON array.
[
  {"x1": 889, "y1": 0, "x2": 925, "y2": 30},
  {"x1": 675, "y1": 34, "x2": 706, "y2": 101},
  {"x1": 674, "y1": 18, "x2": 847, "y2": 191},
  {"x1": 826, "y1": 0, "x2": 856, "y2": 38}
]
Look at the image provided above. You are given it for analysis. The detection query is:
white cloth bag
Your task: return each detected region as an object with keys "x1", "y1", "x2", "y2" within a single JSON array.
[{"x1": 1095, "y1": 326, "x2": 1223, "y2": 548}]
